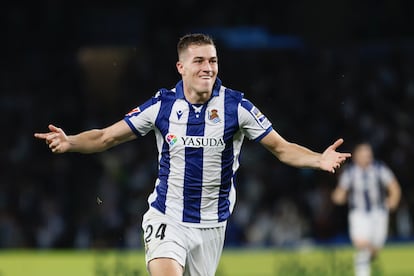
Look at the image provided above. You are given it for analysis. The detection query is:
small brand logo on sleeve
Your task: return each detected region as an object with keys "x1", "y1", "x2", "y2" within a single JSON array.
[{"x1": 126, "y1": 107, "x2": 141, "y2": 117}]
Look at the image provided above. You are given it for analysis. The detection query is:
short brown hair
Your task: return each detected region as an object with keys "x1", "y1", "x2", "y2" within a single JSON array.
[{"x1": 177, "y1": 33, "x2": 215, "y2": 58}]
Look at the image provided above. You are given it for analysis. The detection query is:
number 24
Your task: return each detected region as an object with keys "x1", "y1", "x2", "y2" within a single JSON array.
[{"x1": 144, "y1": 223, "x2": 167, "y2": 243}]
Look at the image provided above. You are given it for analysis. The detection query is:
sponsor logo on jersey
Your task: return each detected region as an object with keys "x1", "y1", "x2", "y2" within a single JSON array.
[
  {"x1": 181, "y1": 136, "x2": 225, "y2": 148},
  {"x1": 165, "y1": 133, "x2": 225, "y2": 148},
  {"x1": 208, "y1": 108, "x2": 221, "y2": 123},
  {"x1": 165, "y1": 133, "x2": 178, "y2": 146},
  {"x1": 126, "y1": 107, "x2": 141, "y2": 116}
]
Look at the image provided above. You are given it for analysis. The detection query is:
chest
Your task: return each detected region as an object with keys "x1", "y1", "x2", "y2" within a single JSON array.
[
  {"x1": 156, "y1": 99, "x2": 238, "y2": 138},
  {"x1": 350, "y1": 169, "x2": 381, "y2": 190}
]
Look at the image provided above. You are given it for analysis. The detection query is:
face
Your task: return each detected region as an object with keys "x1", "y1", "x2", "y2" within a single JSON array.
[
  {"x1": 353, "y1": 143, "x2": 374, "y2": 168},
  {"x1": 176, "y1": 44, "x2": 218, "y2": 102}
]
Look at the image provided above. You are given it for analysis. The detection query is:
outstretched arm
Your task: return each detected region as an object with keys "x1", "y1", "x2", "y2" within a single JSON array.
[
  {"x1": 34, "y1": 120, "x2": 136, "y2": 154},
  {"x1": 260, "y1": 130, "x2": 351, "y2": 173}
]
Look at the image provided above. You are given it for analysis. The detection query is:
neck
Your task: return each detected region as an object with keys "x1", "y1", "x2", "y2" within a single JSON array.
[{"x1": 184, "y1": 89, "x2": 211, "y2": 104}]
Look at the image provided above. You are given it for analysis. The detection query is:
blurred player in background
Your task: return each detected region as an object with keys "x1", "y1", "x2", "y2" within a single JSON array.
[
  {"x1": 35, "y1": 33, "x2": 351, "y2": 276},
  {"x1": 332, "y1": 142, "x2": 401, "y2": 276}
]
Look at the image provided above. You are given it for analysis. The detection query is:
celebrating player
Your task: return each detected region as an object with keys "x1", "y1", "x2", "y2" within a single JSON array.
[
  {"x1": 35, "y1": 33, "x2": 351, "y2": 276},
  {"x1": 331, "y1": 142, "x2": 401, "y2": 276}
]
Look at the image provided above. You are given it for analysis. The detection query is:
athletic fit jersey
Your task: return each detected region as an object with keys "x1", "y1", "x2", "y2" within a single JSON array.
[
  {"x1": 338, "y1": 162, "x2": 395, "y2": 212},
  {"x1": 124, "y1": 78, "x2": 272, "y2": 227}
]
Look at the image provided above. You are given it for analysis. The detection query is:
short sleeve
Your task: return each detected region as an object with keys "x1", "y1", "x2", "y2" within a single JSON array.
[
  {"x1": 338, "y1": 166, "x2": 352, "y2": 190},
  {"x1": 238, "y1": 98, "x2": 272, "y2": 141},
  {"x1": 378, "y1": 163, "x2": 396, "y2": 187},
  {"x1": 124, "y1": 93, "x2": 162, "y2": 136}
]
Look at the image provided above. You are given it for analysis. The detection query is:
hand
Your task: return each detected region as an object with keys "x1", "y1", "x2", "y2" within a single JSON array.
[
  {"x1": 320, "y1": 138, "x2": 351, "y2": 173},
  {"x1": 34, "y1": 124, "x2": 70, "y2": 153}
]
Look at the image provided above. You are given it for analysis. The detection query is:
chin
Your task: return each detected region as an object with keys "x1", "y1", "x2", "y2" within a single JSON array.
[{"x1": 197, "y1": 83, "x2": 213, "y2": 93}]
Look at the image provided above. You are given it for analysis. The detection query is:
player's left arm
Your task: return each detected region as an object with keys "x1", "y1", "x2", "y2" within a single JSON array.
[
  {"x1": 331, "y1": 186, "x2": 348, "y2": 205},
  {"x1": 260, "y1": 130, "x2": 351, "y2": 173},
  {"x1": 386, "y1": 178, "x2": 401, "y2": 211}
]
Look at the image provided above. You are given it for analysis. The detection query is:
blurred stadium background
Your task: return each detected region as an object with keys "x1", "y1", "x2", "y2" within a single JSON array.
[{"x1": 2, "y1": 1, "x2": 414, "y2": 275}]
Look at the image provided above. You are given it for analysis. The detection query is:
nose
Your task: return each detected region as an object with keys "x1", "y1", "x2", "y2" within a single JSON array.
[{"x1": 201, "y1": 60, "x2": 212, "y2": 71}]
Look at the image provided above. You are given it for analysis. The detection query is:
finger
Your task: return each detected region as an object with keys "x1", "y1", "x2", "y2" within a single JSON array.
[
  {"x1": 48, "y1": 124, "x2": 62, "y2": 134},
  {"x1": 46, "y1": 133, "x2": 58, "y2": 141},
  {"x1": 34, "y1": 133, "x2": 50, "y2": 139},
  {"x1": 51, "y1": 145, "x2": 59, "y2": 153},
  {"x1": 329, "y1": 138, "x2": 344, "y2": 150},
  {"x1": 51, "y1": 144, "x2": 63, "y2": 153},
  {"x1": 49, "y1": 139, "x2": 60, "y2": 149},
  {"x1": 339, "y1": 154, "x2": 351, "y2": 161},
  {"x1": 337, "y1": 156, "x2": 346, "y2": 162}
]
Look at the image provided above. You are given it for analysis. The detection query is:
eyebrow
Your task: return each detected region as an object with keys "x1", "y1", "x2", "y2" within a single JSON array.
[{"x1": 193, "y1": 56, "x2": 217, "y2": 60}]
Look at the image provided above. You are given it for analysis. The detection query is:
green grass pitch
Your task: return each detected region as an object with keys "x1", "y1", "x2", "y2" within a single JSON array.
[{"x1": 0, "y1": 244, "x2": 413, "y2": 275}]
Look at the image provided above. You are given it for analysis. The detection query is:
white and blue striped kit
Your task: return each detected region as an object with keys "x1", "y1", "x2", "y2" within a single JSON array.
[
  {"x1": 124, "y1": 79, "x2": 272, "y2": 227},
  {"x1": 338, "y1": 162, "x2": 395, "y2": 211}
]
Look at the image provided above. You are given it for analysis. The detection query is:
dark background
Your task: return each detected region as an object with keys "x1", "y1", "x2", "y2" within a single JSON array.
[{"x1": 1, "y1": 0, "x2": 414, "y2": 249}]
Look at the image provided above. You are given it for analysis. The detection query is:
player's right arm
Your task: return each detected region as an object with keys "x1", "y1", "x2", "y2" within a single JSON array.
[
  {"x1": 34, "y1": 120, "x2": 136, "y2": 154},
  {"x1": 331, "y1": 168, "x2": 350, "y2": 205}
]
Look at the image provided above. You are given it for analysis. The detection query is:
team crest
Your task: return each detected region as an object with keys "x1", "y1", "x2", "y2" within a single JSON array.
[{"x1": 208, "y1": 108, "x2": 221, "y2": 123}]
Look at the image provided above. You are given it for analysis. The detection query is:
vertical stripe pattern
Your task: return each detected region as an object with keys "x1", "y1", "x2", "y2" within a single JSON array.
[
  {"x1": 218, "y1": 91, "x2": 240, "y2": 221},
  {"x1": 339, "y1": 161, "x2": 396, "y2": 212},
  {"x1": 123, "y1": 79, "x2": 273, "y2": 226},
  {"x1": 151, "y1": 92, "x2": 176, "y2": 214},
  {"x1": 362, "y1": 171, "x2": 371, "y2": 211},
  {"x1": 183, "y1": 104, "x2": 206, "y2": 222}
]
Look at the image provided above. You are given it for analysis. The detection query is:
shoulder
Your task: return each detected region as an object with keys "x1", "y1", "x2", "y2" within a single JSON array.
[
  {"x1": 373, "y1": 160, "x2": 394, "y2": 176},
  {"x1": 151, "y1": 88, "x2": 177, "y2": 103},
  {"x1": 373, "y1": 160, "x2": 385, "y2": 168},
  {"x1": 372, "y1": 160, "x2": 389, "y2": 172},
  {"x1": 156, "y1": 88, "x2": 176, "y2": 98},
  {"x1": 220, "y1": 87, "x2": 260, "y2": 110},
  {"x1": 341, "y1": 163, "x2": 356, "y2": 175},
  {"x1": 222, "y1": 86, "x2": 244, "y2": 102}
]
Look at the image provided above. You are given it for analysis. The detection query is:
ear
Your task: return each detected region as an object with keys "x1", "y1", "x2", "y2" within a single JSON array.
[{"x1": 176, "y1": 61, "x2": 184, "y2": 74}]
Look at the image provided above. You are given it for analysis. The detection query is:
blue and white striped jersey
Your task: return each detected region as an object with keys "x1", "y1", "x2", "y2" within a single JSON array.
[
  {"x1": 338, "y1": 162, "x2": 395, "y2": 212},
  {"x1": 124, "y1": 79, "x2": 272, "y2": 227}
]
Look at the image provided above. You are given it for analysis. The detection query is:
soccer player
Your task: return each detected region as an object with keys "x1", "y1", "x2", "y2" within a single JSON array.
[
  {"x1": 331, "y1": 142, "x2": 401, "y2": 276},
  {"x1": 35, "y1": 33, "x2": 351, "y2": 276}
]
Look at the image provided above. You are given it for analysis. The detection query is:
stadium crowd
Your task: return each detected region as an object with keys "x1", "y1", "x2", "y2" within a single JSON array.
[{"x1": 1, "y1": 2, "x2": 414, "y2": 249}]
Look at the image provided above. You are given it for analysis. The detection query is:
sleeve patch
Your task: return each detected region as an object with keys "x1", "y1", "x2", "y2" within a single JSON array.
[
  {"x1": 250, "y1": 106, "x2": 267, "y2": 125},
  {"x1": 126, "y1": 107, "x2": 141, "y2": 117}
]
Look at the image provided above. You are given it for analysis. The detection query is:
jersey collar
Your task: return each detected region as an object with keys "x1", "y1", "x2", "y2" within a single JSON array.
[{"x1": 175, "y1": 78, "x2": 222, "y2": 99}]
